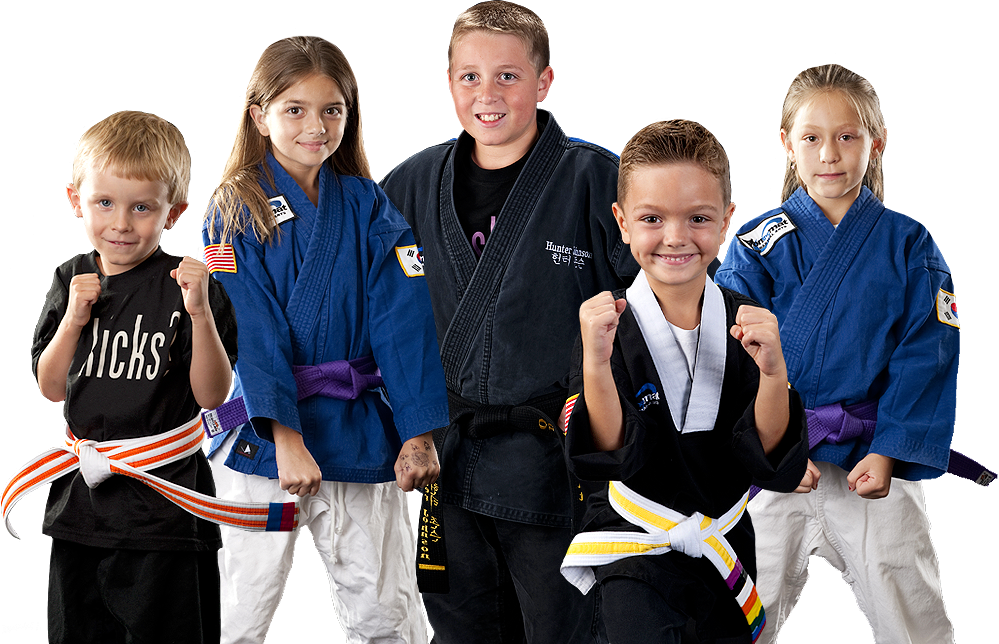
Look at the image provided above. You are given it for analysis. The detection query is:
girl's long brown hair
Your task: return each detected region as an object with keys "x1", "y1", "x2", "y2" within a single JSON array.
[
  {"x1": 780, "y1": 64, "x2": 886, "y2": 203},
  {"x1": 208, "y1": 36, "x2": 371, "y2": 243}
]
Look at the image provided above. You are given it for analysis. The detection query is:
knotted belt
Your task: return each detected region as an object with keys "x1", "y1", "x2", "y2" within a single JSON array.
[
  {"x1": 561, "y1": 481, "x2": 766, "y2": 643},
  {"x1": 2, "y1": 416, "x2": 299, "y2": 539},
  {"x1": 202, "y1": 356, "x2": 384, "y2": 438}
]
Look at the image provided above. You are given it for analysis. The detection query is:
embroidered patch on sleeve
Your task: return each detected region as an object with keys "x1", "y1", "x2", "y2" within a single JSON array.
[
  {"x1": 395, "y1": 245, "x2": 425, "y2": 278},
  {"x1": 204, "y1": 244, "x2": 237, "y2": 274},
  {"x1": 269, "y1": 195, "x2": 296, "y2": 225},
  {"x1": 935, "y1": 288, "x2": 959, "y2": 328},
  {"x1": 562, "y1": 394, "x2": 579, "y2": 434},
  {"x1": 736, "y1": 213, "x2": 797, "y2": 256}
]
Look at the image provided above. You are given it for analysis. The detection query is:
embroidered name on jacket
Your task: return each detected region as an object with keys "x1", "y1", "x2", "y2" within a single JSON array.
[
  {"x1": 269, "y1": 195, "x2": 296, "y2": 225},
  {"x1": 545, "y1": 240, "x2": 592, "y2": 269},
  {"x1": 736, "y1": 213, "x2": 797, "y2": 256}
]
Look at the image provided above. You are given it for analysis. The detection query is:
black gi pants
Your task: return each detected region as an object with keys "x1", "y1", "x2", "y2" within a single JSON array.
[{"x1": 424, "y1": 502, "x2": 603, "y2": 644}]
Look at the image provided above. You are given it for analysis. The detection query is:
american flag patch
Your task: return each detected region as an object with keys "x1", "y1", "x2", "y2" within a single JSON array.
[
  {"x1": 936, "y1": 288, "x2": 959, "y2": 328},
  {"x1": 562, "y1": 394, "x2": 580, "y2": 434},
  {"x1": 395, "y1": 245, "x2": 424, "y2": 278},
  {"x1": 204, "y1": 244, "x2": 237, "y2": 274}
]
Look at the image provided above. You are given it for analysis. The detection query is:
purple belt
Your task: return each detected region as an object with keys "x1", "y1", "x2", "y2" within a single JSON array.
[
  {"x1": 806, "y1": 400, "x2": 878, "y2": 449},
  {"x1": 201, "y1": 356, "x2": 384, "y2": 439}
]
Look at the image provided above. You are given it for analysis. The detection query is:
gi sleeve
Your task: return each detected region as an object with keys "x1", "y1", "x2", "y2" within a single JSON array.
[
  {"x1": 364, "y1": 186, "x2": 449, "y2": 444},
  {"x1": 732, "y1": 387, "x2": 809, "y2": 493},
  {"x1": 564, "y1": 333, "x2": 651, "y2": 482},
  {"x1": 203, "y1": 212, "x2": 300, "y2": 440},
  {"x1": 870, "y1": 236, "x2": 959, "y2": 479},
  {"x1": 715, "y1": 235, "x2": 775, "y2": 306}
]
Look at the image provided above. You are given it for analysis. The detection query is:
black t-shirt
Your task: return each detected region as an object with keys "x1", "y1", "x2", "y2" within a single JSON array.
[
  {"x1": 452, "y1": 119, "x2": 544, "y2": 257},
  {"x1": 31, "y1": 248, "x2": 238, "y2": 551}
]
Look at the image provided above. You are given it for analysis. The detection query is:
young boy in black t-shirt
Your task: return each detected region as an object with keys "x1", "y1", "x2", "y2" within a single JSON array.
[{"x1": 28, "y1": 111, "x2": 237, "y2": 643}]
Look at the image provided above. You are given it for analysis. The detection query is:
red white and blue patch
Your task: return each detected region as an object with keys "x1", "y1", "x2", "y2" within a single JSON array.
[
  {"x1": 204, "y1": 244, "x2": 237, "y2": 274},
  {"x1": 936, "y1": 288, "x2": 959, "y2": 328},
  {"x1": 396, "y1": 245, "x2": 425, "y2": 278},
  {"x1": 562, "y1": 394, "x2": 579, "y2": 434}
]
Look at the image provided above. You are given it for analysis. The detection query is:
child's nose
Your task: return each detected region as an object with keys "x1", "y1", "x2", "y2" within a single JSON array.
[
  {"x1": 478, "y1": 79, "x2": 499, "y2": 104},
  {"x1": 820, "y1": 140, "x2": 840, "y2": 163},
  {"x1": 111, "y1": 210, "x2": 131, "y2": 231},
  {"x1": 306, "y1": 114, "x2": 326, "y2": 135}
]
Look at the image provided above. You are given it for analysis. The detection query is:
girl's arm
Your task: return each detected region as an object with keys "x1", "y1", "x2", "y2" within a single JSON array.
[
  {"x1": 272, "y1": 421, "x2": 322, "y2": 497},
  {"x1": 580, "y1": 292, "x2": 628, "y2": 451},
  {"x1": 171, "y1": 257, "x2": 232, "y2": 410},
  {"x1": 730, "y1": 305, "x2": 789, "y2": 454}
]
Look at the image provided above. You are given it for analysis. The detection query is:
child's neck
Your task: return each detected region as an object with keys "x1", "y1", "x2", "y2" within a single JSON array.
[
  {"x1": 809, "y1": 184, "x2": 862, "y2": 226},
  {"x1": 648, "y1": 274, "x2": 704, "y2": 330}
]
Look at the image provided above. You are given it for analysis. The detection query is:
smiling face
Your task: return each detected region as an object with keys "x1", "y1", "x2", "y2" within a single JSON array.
[
  {"x1": 250, "y1": 73, "x2": 347, "y2": 191},
  {"x1": 614, "y1": 162, "x2": 733, "y2": 302},
  {"x1": 782, "y1": 91, "x2": 883, "y2": 223},
  {"x1": 68, "y1": 166, "x2": 186, "y2": 276},
  {"x1": 448, "y1": 30, "x2": 553, "y2": 169}
]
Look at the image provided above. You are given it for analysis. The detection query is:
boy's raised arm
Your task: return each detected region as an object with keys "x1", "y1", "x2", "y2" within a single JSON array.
[
  {"x1": 172, "y1": 256, "x2": 232, "y2": 411},
  {"x1": 36, "y1": 273, "x2": 101, "y2": 402},
  {"x1": 730, "y1": 304, "x2": 790, "y2": 454},
  {"x1": 579, "y1": 292, "x2": 628, "y2": 452}
]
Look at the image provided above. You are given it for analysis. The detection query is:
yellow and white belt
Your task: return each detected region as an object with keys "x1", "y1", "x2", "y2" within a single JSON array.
[
  {"x1": 561, "y1": 481, "x2": 765, "y2": 642},
  {"x1": 2, "y1": 417, "x2": 298, "y2": 539}
]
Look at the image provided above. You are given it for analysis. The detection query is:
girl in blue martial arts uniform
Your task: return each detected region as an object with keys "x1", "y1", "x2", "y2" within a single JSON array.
[
  {"x1": 716, "y1": 64, "x2": 960, "y2": 644},
  {"x1": 203, "y1": 36, "x2": 448, "y2": 644}
]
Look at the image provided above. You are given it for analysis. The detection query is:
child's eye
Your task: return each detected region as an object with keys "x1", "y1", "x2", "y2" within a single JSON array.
[
  {"x1": 803, "y1": 135, "x2": 817, "y2": 143},
  {"x1": 98, "y1": 199, "x2": 112, "y2": 208},
  {"x1": 287, "y1": 107, "x2": 302, "y2": 115},
  {"x1": 840, "y1": 134, "x2": 854, "y2": 141},
  {"x1": 325, "y1": 106, "x2": 342, "y2": 116},
  {"x1": 640, "y1": 215, "x2": 660, "y2": 224},
  {"x1": 134, "y1": 204, "x2": 149, "y2": 213},
  {"x1": 461, "y1": 73, "x2": 478, "y2": 82},
  {"x1": 691, "y1": 215, "x2": 708, "y2": 224},
  {"x1": 499, "y1": 72, "x2": 517, "y2": 82}
]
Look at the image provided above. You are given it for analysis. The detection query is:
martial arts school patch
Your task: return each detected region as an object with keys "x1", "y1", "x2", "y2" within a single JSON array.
[
  {"x1": 234, "y1": 439, "x2": 259, "y2": 460},
  {"x1": 736, "y1": 213, "x2": 797, "y2": 256},
  {"x1": 204, "y1": 244, "x2": 237, "y2": 274},
  {"x1": 395, "y1": 245, "x2": 425, "y2": 277},
  {"x1": 635, "y1": 383, "x2": 660, "y2": 412},
  {"x1": 269, "y1": 194, "x2": 296, "y2": 225},
  {"x1": 936, "y1": 289, "x2": 959, "y2": 328}
]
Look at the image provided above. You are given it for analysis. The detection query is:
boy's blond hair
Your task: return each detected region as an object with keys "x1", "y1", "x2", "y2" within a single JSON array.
[
  {"x1": 780, "y1": 64, "x2": 886, "y2": 203},
  {"x1": 618, "y1": 119, "x2": 732, "y2": 207},
  {"x1": 73, "y1": 111, "x2": 191, "y2": 204},
  {"x1": 449, "y1": 1, "x2": 550, "y2": 76}
]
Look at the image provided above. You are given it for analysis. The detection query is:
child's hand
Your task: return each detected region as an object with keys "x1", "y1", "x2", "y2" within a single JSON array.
[
  {"x1": 273, "y1": 422, "x2": 322, "y2": 497},
  {"x1": 795, "y1": 459, "x2": 821, "y2": 493},
  {"x1": 847, "y1": 453, "x2": 894, "y2": 499},
  {"x1": 730, "y1": 305, "x2": 787, "y2": 379},
  {"x1": 394, "y1": 431, "x2": 439, "y2": 492},
  {"x1": 65, "y1": 273, "x2": 101, "y2": 328},
  {"x1": 170, "y1": 256, "x2": 211, "y2": 318},
  {"x1": 579, "y1": 292, "x2": 627, "y2": 365}
]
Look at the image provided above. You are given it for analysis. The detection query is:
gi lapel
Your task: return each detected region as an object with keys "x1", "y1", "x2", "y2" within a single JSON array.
[
  {"x1": 437, "y1": 113, "x2": 569, "y2": 398},
  {"x1": 777, "y1": 187, "x2": 885, "y2": 386},
  {"x1": 269, "y1": 158, "x2": 344, "y2": 359},
  {"x1": 626, "y1": 273, "x2": 725, "y2": 433}
]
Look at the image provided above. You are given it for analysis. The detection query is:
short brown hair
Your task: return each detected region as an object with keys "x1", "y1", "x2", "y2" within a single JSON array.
[
  {"x1": 618, "y1": 119, "x2": 731, "y2": 206},
  {"x1": 449, "y1": 1, "x2": 550, "y2": 76},
  {"x1": 780, "y1": 64, "x2": 886, "y2": 202},
  {"x1": 73, "y1": 111, "x2": 191, "y2": 204}
]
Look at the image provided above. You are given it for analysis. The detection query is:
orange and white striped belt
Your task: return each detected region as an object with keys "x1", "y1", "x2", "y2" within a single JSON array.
[{"x1": 2, "y1": 416, "x2": 298, "y2": 539}]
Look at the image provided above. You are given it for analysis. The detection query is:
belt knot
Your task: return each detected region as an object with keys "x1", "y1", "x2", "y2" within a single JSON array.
[
  {"x1": 72, "y1": 439, "x2": 113, "y2": 489},
  {"x1": 665, "y1": 512, "x2": 706, "y2": 558}
]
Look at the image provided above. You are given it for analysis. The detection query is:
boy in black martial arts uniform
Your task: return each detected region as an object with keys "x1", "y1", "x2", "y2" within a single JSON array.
[
  {"x1": 559, "y1": 120, "x2": 808, "y2": 644},
  {"x1": 380, "y1": 2, "x2": 637, "y2": 642}
]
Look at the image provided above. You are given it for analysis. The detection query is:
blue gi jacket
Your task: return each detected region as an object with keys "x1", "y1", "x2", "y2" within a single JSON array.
[
  {"x1": 203, "y1": 154, "x2": 449, "y2": 483},
  {"x1": 716, "y1": 187, "x2": 958, "y2": 480}
]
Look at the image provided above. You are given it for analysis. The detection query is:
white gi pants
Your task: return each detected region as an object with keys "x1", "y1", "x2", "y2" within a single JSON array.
[
  {"x1": 210, "y1": 439, "x2": 427, "y2": 644},
  {"x1": 751, "y1": 461, "x2": 954, "y2": 644}
]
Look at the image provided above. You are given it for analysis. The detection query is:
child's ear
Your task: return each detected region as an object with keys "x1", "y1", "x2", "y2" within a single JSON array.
[
  {"x1": 779, "y1": 129, "x2": 794, "y2": 162},
  {"x1": 249, "y1": 104, "x2": 270, "y2": 137},
  {"x1": 612, "y1": 202, "x2": 631, "y2": 244},
  {"x1": 720, "y1": 202, "x2": 736, "y2": 244},
  {"x1": 536, "y1": 66, "x2": 554, "y2": 103},
  {"x1": 872, "y1": 127, "x2": 887, "y2": 159},
  {"x1": 164, "y1": 202, "x2": 189, "y2": 230},
  {"x1": 66, "y1": 184, "x2": 83, "y2": 218}
]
